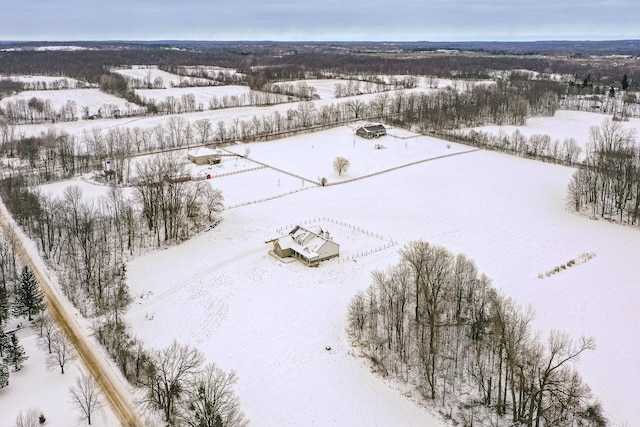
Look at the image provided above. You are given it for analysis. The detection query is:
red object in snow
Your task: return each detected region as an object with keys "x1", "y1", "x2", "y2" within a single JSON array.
[{"x1": 206, "y1": 174, "x2": 211, "y2": 179}]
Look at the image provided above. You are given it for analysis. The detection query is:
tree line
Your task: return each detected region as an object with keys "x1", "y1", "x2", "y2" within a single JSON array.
[
  {"x1": 1, "y1": 155, "x2": 223, "y2": 316},
  {"x1": 568, "y1": 119, "x2": 640, "y2": 225},
  {"x1": 348, "y1": 240, "x2": 606, "y2": 426},
  {"x1": 0, "y1": 234, "x2": 245, "y2": 426},
  {"x1": 444, "y1": 129, "x2": 583, "y2": 166},
  {"x1": 0, "y1": 75, "x2": 565, "y2": 189},
  {"x1": 1, "y1": 42, "x2": 638, "y2": 92},
  {"x1": 0, "y1": 236, "x2": 46, "y2": 390},
  {"x1": 0, "y1": 152, "x2": 242, "y2": 424}
]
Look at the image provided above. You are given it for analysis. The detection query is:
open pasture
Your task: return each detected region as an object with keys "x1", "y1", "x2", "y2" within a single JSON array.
[
  {"x1": 135, "y1": 85, "x2": 252, "y2": 108},
  {"x1": 224, "y1": 124, "x2": 471, "y2": 184},
  {"x1": 123, "y1": 125, "x2": 640, "y2": 426},
  {"x1": 0, "y1": 88, "x2": 144, "y2": 119},
  {"x1": 111, "y1": 66, "x2": 211, "y2": 88},
  {"x1": 473, "y1": 109, "x2": 640, "y2": 156}
]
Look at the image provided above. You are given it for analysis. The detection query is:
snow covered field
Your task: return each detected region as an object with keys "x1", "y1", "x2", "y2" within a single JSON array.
[
  {"x1": 473, "y1": 109, "x2": 640, "y2": 154},
  {"x1": 0, "y1": 318, "x2": 119, "y2": 427},
  {"x1": 0, "y1": 88, "x2": 143, "y2": 119},
  {"x1": 273, "y1": 77, "x2": 495, "y2": 100},
  {"x1": 223, "y1": 125, "x2": 467, "y2": 184},
  {"x1": 0, "y1": 74, "x2": 83, "y2": 88},
  {"x1": 3, "y1": 101, "x2": 639, "y2": 426},
  {"x1": 119, "y1": 129, "x2": 638, "y2": 426},
  {"x1": 111, "y1": 66, "x2": 211, "y2": 88},
  {"x1": 135, "y1": 85, "x2": 252, "y2": 107}
]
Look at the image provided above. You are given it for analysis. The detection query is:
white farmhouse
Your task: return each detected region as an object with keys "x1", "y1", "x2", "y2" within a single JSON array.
[{"x1": 273, "y1": 225, "x2": 339, "y2": 266}]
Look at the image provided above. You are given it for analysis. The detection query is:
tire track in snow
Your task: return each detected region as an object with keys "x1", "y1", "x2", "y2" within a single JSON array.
[{"x1": 131, "y1": 246, "x2": 265, "y2": 313}]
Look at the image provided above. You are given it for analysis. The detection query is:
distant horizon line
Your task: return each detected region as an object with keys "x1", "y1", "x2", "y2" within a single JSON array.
[{"x1": 1, "y1": 38, "x2": 640, "y2": 44}]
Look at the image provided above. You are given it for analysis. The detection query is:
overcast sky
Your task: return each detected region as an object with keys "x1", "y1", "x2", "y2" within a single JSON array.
[{"x1": 1, "y1": 0, "x2": 638, "y2": 41}]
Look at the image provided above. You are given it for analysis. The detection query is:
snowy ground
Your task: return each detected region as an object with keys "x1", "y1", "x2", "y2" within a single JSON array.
[
  {"x1": 273, "y1": 77, "x2": 495, "y2": 100},
  {"x1": 0, "y1": 88, "x2": 144, "y2": 119},
  {"x1": 0, "y1": 321, "x2": 119, "y2": 427},
  {"x1": 121, "y1": 129, "x2": 637, "y2": 426},
  {"x1": 0, "y1": 74, "x2": 83, "y2": 87},
  {"x1": 222, "y1": 125, "x2": 466, "y2": 184},
  {"x1": 9, "y1": 77, "x2": 494, "y2": 139},
  {"x1": 111, "y1": 66, "x2": 211, "y2": 88},
  {"x1": 135, "y1": 85, "x2": 253, "y2": 108},
  {"x1": 3, "y1": 102, "x2": 639, "y2": 426},
  {"x1": 473, "y1": 109, "x2": 640, "y2": 154}
]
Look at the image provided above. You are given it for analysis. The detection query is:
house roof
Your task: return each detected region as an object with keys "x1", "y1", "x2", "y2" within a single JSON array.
[
  {"x1": 187, "y1": 147, "x2": 219, "y2": 157},
  {"x1": 276, "y1": 225, "x2": 338, "y2": 260},
  {"x1": 359, "y1": 123, "x2": 386, "y2": 132}
]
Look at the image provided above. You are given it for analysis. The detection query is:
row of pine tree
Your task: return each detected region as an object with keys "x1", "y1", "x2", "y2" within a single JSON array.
[{"x1": 0, "y1": 266, "x2": 46, "y2": 388}]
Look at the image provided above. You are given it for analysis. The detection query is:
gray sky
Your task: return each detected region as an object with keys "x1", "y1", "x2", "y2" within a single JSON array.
[{"x1": 1, "y1": 0, "x2": 639, "y2": 41}]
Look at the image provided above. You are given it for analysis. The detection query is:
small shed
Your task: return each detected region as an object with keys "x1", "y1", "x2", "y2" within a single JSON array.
[
  {"x1": 356, "y1": 123, "x2": 387, "y2": 139},
  {"x1": 187, "y1": 147, "x2": 221, "y2": 165},
  {"x1": 273, "y1": 225, "x2": 339, "y2": 266}
]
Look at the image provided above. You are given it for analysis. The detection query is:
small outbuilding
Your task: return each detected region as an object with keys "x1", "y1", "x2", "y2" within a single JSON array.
[
  {"x1": 187, "y1": 147, "x2": 221, "y2": 165},
  {"x1": 356, "y1": 123, "x2": 387, "y2": 139},
  {"x1": 273, "y1": 225, "x2": 339, "y2": 266}
]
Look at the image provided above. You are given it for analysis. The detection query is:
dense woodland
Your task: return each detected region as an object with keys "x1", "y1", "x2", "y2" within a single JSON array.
[
  {"x1": 348, "y1": 241, "x2": 606, "y2": 427},
  {"x1": 1, "y1": 42, "x2": 639, "y2": 89}
]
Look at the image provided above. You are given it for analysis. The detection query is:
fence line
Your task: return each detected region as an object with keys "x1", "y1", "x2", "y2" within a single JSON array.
[
  {"x1": 218, "y1": 148, "x2": 321, "y2": 186},
  {"x1": 274, "y1": 216, "x2": 398, "y2": 263},
  {"x1": 325, "y1": 147, "x2": 483, "y2": 187},
  {"x1": 206, "y1": 165, "x2": 267, "y2": 179},
  {"x1": 226, "y1": 186, "x2": 314, "y2": 210}
]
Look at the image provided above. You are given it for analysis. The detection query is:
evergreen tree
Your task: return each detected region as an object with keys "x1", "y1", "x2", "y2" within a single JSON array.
[
  {"x1": 622, "y1": 74, "x2": 630, "y2": 91},
  {"x1": 0, "y1": 285, "x2": 9, "y2": 328},
  {"x1": 12, "y1": 266, "x2": 45, "y2": 321},
  {"x1": 0, "y1": 331, "x2": 9, "y2": 359},
  {"x1": 5, "y1": 333, "x2": 27, "y2": 371},
  {"x1": 0, "y1": 360, "x2": 8, "y2": 388}
]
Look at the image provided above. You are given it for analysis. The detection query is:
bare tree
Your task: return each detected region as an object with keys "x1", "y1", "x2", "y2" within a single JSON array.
[
  {"x1": 296, "y1": 101, "x2": 316, "y2": 127},
  {"x1": 31, "y1": 311, "x2": 55, "y2": 353},
  {"x1": 69, "y1": 373, "x2": 103, "y2": 425},
  {"x1": 47, "y1": 329, "x2": 75, "y2": 374},
  {"x1": 333, "y1": 156, "x2": 350, "y2": 176},
  {"x1": 14, "y1": 408, "x2": 41, "y2": 427},
  {"x1": 347, "y1": 290, "x2": 367, "y2": 341},
  {"x1": 180, "y1": 363, "x2": 248, "y2": 427},
  {"x1": 145, "y1": 340, "x2": 204, "y2": 423},
  {"x1": 346, "y1": 99, "x2": 368, "y2": 119},
  {"x1": 530, "y1": 331, "x2": 596, "y2": 427},
  {"x1": 194, "y1": 119, "x2": 213, "y2": 145},
  {"x1": 199, "y1": 184, "x2": 225, "y2": 222},
  {"x1": 349, "y1": 240, "x2": 600, "y2": 424}
]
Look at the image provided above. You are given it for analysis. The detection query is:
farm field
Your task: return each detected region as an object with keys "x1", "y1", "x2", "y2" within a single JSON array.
[
  {"x1": 9, "y1": 77, "x2": 494, "y2": 140},
  {"x1": 135, "y1": 85, "x2": 252, "y2": 107},
  {"x1": 0, "y1": 74, "x2": 83, "y2": 87},
  {"x1": 223, "y1": 125, "x2": 471, "y2": 184},
  {"x1": 117, "y1": 127, "x2": 638, "y2": 426},
  {"x1": 473, "y1": 109, "x2": 640, "y2": 156},
  {"x1": 111, "y1": 66, "x2": 211, "y2": 88},
  {"x1": 273, "y1": 76, "x2": 495, "y2": 100},
  {"x1": 2, "y1": 72, "x2": 639, "y2": 425},
  {"x1": 0, "y1": 88, "x2": 144, "y2": 119}
]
